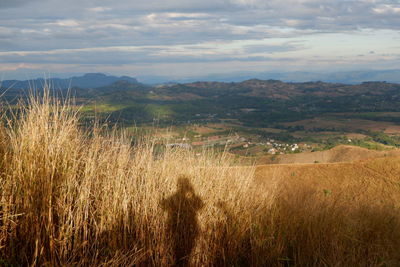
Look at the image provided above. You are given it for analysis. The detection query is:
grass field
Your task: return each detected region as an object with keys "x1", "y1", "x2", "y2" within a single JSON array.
[
  {"x1": 1, "y1": 93, "x2": 400, "y2": 266},
  {"x1": 254, "y1": 145, "x2": 400, "y2": 164}
]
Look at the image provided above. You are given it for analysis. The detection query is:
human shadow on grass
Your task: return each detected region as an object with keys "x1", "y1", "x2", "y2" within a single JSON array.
[{"x1": 161, "y1": 177, "x2": 204, "y2": 266}]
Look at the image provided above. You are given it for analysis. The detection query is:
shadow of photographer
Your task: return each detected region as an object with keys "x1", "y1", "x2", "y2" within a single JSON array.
[{"x1": 161, "y1": 177, "x2": 204, "y2": 266}]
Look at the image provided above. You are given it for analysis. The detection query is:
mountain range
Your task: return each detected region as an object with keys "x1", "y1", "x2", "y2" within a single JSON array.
[
  {"x1": 137, "y1": 69, "x2": 400, "y2": 84},
  {"x1": 2, "y1": 70, "x2": 400, "y2": 88},
  {"x1": 2, "y1": 74, "x2": 400, "y2": 133},
  {"x1": 0, "y1": 73, "x2": 139, "y2": 90}
]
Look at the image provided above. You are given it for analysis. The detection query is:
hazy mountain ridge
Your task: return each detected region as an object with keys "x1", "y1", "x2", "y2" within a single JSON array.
[
  {"x1": 137, "y1": 69, "x2": 400, "y2": 84},
  {"x1": 3, "y1": 70, "x2": 400, "y2": 88},
  {"x1": 0, "y1": 73, "x2": 139, "y2": 90}
]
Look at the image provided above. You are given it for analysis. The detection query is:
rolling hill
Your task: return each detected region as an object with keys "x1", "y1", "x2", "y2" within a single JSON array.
[{"x1": 255, "y1": 145, "x2": 400, "y2": 164}]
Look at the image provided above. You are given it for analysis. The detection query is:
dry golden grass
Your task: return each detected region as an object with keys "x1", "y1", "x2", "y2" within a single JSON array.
[
  {"x1": 256, "y1": 145, "x2": 400, "y2": 165},
  {"x1": 255, "y1": 159, "x2": 400, "y2": 266},
  {"x1": 0, "y1": 91, "x2": 400, "y2": 266}
]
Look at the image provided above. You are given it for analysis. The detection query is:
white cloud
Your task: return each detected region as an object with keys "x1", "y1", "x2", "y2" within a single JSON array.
[
  {"x1": 87, "y1": 6, "x2": 110, "y2": 12},
  {"x1": 51, "y1": 20, "x2": 80, "y2": 27},
  {"x1": 373, "y1": 4, "x2": 400, "y2": 14}
]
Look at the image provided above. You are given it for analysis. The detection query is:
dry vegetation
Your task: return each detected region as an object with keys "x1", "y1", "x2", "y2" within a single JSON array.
[
  {"x1": 256, "y1": 145, "x2": 400, "y2": 165},
  {"x1": 1, "y1": 92, "x2": 400, "y2": 266}
]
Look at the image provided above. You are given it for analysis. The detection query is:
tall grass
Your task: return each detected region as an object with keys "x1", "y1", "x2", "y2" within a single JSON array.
[{"x1": 0, "y1": 91, "x2": 400, "y2": 266}]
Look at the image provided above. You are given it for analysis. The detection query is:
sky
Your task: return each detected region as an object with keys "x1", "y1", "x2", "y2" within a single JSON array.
[{"x1": 0, "y1": 0, "x2": 399, "y2": 80}]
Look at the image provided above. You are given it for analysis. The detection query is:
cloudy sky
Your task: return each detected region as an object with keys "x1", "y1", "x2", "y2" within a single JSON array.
[{"x1": 1, "y1": 0, "x2": 399, "y2": 80}]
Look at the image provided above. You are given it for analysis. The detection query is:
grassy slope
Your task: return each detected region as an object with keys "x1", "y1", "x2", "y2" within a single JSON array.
[
  {"x1": 256, "y1": 145, "x2": 400, "y2": 164},
  {"x1": 253, "y1": 156, "x2": 400, "y2": 266},
  {"x1": 256, "y1": 156, "x2": 400, "y2": 189},
  {"x1": 1, "y1": 93, "x2": 400, "y2": 266}
]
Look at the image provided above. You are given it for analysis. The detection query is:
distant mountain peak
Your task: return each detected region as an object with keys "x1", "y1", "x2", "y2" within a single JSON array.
[{"x1": 82, "y1": 73, "x2": 108, "y2": 78}]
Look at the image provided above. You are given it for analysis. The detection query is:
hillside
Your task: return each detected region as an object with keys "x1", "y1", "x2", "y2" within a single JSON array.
[
  {"x1": 65, "y1": 79, "x2": 400, "y2": 134},
  {"x1": 256, "y1": 145, "x2": 400, "y2": 164},
  {"x1": 1, "y1": 93, "x2": 400, "y2": 266},
  {"x1": 255, "y1": 155, "x2": 400, "y2": 184},
  {"x1": 3, "y1": 78, "x2": 400, "y2": 126}
]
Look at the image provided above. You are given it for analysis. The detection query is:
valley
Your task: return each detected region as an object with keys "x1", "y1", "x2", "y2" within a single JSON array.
[{"x1": 3, "y1": 76, "x2": 400, "y2": 160}]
